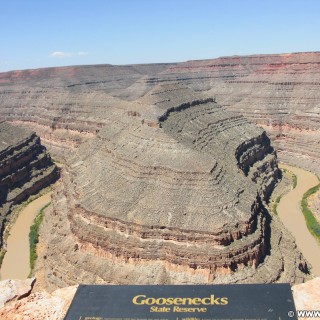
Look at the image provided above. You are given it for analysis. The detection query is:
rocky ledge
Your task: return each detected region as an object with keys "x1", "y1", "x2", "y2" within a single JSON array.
[
  {"x1": 160, "y1": 52, "x2": 320, "y2": 176},
  {"x1": 33, "y1": 85, "x2": 307, "y2": 291},
  {"x1": 0, "y1": 278, "x2": 77, "y2": 320},
  {"x1": 0, "y1": 53, "x2": 319, "y2": 173},
  {"x1": 0, "y1": 54, "x2": 317, "y2": 289},
  {"x1": 0, "y1": 122, "x2": 59, "y2": 249},
  {"x1": 0, "y1": 277, "x2": 319, "y2": 320}
]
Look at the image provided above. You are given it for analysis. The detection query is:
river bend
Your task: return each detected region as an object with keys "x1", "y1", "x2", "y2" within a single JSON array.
[
  {"x1": 0, "y1": 193, "x2": 51, "y2": 280},
  {"x1": 278, "y1": 164, "x2": 320, "y2": 276}
]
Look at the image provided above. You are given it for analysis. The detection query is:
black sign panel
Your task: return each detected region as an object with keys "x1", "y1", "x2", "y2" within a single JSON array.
[{"x1": 64, "y1": 284, "x2": 297, "y2": 320}]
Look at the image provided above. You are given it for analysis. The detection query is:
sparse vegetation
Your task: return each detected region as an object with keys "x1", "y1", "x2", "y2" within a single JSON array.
[
  {"x1": 301, "y1": 182, "x2": 320, "y2": 244},
  {"x1": 281, "y1": 167, "x2": 297, "y2": 189},
  {"x1": 29, "y1": 202, "x2": 51, "y2": 277},
  {"x1": 0, "y1": 187, "x2": 53, "y2": 269},
  {"x1": 292, "y1": 173, "x2": 298, "y2": 189},
  {"x1": 272, "y1": 194, "x2": 282, "y2": 215},
  {"x1": 0, "y1": 250, "x2": 6, "y2": 267},
  {"x1": 52, "y1": 157, "x2": 63, "y2": 165},
  {"x1": 3, "y1": 186, "x2": 53, "y2": 240},
  {"x1": 270, "y1": 166, "x2": 296, "y2": 215}
]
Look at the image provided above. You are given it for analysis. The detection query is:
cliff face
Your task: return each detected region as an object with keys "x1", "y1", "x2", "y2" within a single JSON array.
[
  {"x1": 159, "y1": 52, "x2": 320, "y2": 176},
  {"x1": 0, "y1": 64, "x2": 174, "y2": 159},
  {"x1": 1, "y1": 53, "x2": 319, "y2": 175},
  {"x1": 0, "y1": 53, "x2": 317, "y2": 289},
  {"x1": 33, "y1": 85, "x2": 307, "y2": 291},
  {"x1": 1, "y1": 53, "x2": 319, "y2": 174},
  {"x1": 0, "y1": 122, "x2": 59, "y2": 248}
]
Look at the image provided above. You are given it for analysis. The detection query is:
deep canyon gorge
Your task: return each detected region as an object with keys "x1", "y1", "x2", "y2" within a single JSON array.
[{"x1": 0, "y1": 52, "x2": 319, "y2": 299}]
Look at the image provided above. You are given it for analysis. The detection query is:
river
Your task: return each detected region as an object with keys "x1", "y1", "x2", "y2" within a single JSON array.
[
  {"x1": 0, "y1": 192, "x2": 52, "y2": 280},
  {"x1": 0, "y1": 164, "x2": 319, "y2": 279},
  {"x1": 277, "y1": 163, "x2": 320, "y2": 276}
]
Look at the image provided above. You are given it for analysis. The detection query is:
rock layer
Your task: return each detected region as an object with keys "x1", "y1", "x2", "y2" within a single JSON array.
[
  {"x1": 1, "y1": 53, "x2": 319, "y2": 173},
  {"x1": 0, "y1": 122, "x2": 58, "y2": 248},
  {"x1": 0, "y1": 64, "x2": 174, "y2": 159},
  {"x1": 292, "y1": 277, "x2": 320, "y2": 312},
  {"x1": 34, "y1": 85, "x2": 307, "y2": 291},
  {"x1": 159, "y1": 53, "x2": 320, "y2": 175},
  {"x1": 1, "y1": 53, "x2": 319, "y2": 175},
  {"x1": 0, "y1": 278, "x2": 77, "y2": 320},
  {"x1": 0, "y1": 53, "x2": 318, "y2": 289}
]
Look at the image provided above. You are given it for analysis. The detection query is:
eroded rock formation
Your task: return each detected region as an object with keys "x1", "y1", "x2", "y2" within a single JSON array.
[
  {"x1": 0, "y1": 122, "x2": 58, "y2": 248},
  {"x1": 292, "y1": 277, "x2": 320, "y2": 312},
  {"x1": 32, "y1": 84, "x2": 307, "y2": 291},
  {"x1": 0, "y1": 53, "x2": 318, "y2": 289},
  {"x1": 1, "y1": 53, "x2": 319, "y2": 175},
  {"x1": 159, "y1": 53, "x2": 320, "y2": 176},
  {"x1": 0, "y1": 278, "x2": 77, "y2": 320},
  {"x1": 0, "y1": 64, "x2": 173, "y2": 158}
]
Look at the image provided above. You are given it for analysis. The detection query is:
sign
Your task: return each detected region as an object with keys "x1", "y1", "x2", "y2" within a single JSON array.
[{"x1": 64, "y1": 284, "x2": 297, "y2": 320}]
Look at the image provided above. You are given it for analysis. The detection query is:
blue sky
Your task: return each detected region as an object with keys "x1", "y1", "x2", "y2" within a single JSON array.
[{"x1": 1, "y1": 0, "x2": 320, "y2": 72}]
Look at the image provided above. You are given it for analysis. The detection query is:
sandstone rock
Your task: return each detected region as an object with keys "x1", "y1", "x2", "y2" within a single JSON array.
[
  {"x1": 0, "y1": 280, "x2": 77, "y2": 320},
  {"x1": 1, "y1": 53, "x2": 319, "y2": 174},
  {"x1": 32, "y1": 85, "x2": 307, "y2": 291},
  {"x1": 292, "y1": 277, "x2": 320, "y2": 311},
  {"x1": 0, "y1": 122, "x2": 59, "y2": 249},
  {"x1": 0, "y1": 54, "x2": 317, "y2": 289},
  {"x1": 0, "y1": 278, "x2": 35, "y2": 308}
]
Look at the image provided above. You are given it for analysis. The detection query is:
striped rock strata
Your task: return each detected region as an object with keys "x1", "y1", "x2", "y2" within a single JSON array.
[
  {"x1": 0, "y1": 54, "x2": 317, "y2": 289},
  {"x1": 158, "y1": 52, "x2": 320, "y2": 176},
  {"x1": 35, "y1": 85, "x2": 307, "y2": 291},
  {"x1": 0, "y1": 64, "x2": 173, "y2": 159},
  {"x1": 0, "y1": 53, "x2": 319, "y2": 175},
  {"x1": 0, "y1": 122, "x2": 58, "y2": 248}
]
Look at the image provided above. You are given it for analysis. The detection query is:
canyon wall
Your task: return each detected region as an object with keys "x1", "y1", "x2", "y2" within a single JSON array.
[
  {"x1": 0, "y1": 122, "x2": 58, "y2": 248},
  {"x1": 0, "y1": 53, "x2": 318, "y2": 289},
  {"x1": 158, "y1": 52, "x2": 320, "y2": 175},
  {"x1": 0, "y1": 64, "x2": 174, "y2": 159},
  {"x1": 1, "y1": 53, "x2": 319, "y2": 175},
  {"x1": 34, "y1": 85, "x2": 307, "y2": 291}
]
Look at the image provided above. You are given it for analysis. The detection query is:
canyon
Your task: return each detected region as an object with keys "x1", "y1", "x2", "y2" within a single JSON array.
[
  {"x1": 1, "y1": 52, "x2": 319, "y2": 174},
  {"x1": 0, "y1": 52, "x2": 319, "y2": 292},
  {"x1": 0, "y1": 122, "x2": 58, "y2": 254}
]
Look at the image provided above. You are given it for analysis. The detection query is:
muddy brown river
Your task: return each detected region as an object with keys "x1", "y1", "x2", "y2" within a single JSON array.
[
  {"x1": 0, "y1": 163, "x2": 319, "y2": 280},
  {"x1": 0, "y1": 193, "x2": 51, "y2": 280},
  {"x1": 278, "y1": 163, "x2": 320, "y2": 276}
]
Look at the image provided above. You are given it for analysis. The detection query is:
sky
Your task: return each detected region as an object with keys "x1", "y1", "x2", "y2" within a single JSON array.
[{"x1": 1, "y1": 0, "x2": 320, "y2": 72}]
